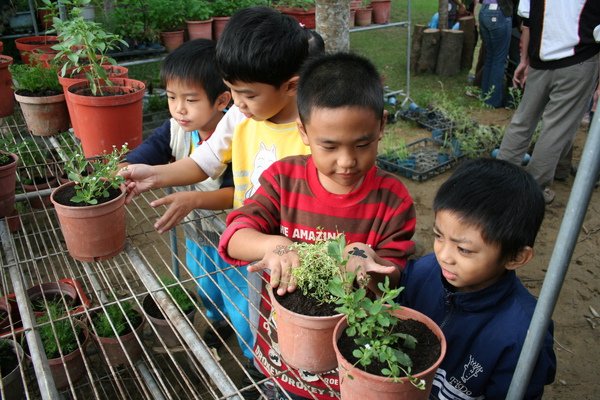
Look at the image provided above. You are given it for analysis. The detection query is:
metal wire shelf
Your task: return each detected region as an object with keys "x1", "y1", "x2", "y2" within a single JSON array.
[{"x1": 0, "y1": 111, "x2": 344, "y2": 400}]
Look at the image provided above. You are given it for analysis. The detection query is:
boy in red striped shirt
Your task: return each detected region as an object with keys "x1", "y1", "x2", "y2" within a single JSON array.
[{"x1": 219, "y1": 52, "x2": 416, "y2": 399}]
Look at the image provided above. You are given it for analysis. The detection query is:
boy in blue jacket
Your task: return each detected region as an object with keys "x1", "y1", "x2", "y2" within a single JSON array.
[{"x1": 400, "y1": 158, "x2": 556, "y2": 399}]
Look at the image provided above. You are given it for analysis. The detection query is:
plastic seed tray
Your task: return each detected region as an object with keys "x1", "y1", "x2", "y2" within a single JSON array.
[{"x1": 377, "y1": 138, "x2": 462, "y2": 182}]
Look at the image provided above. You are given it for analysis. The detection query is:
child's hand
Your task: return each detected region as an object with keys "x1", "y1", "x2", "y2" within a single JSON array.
[
  {"x1": 150, "y1": 192, "x2": 196, "y2": 233},
  {"x1": 247, "y1": 237, "x2": 299, "y2": 295},
  {"x1": 118, "y1": 164, "x2": 157, "y2": 204},
  {"x1": 344, "y1": 242, "x2": 396, "y2": 283}
]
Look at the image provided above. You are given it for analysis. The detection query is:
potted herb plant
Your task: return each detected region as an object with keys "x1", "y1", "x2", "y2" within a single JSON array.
[
  {"x1": 50, "y1": 144, "x2": 128, "y2": 262},
  {"x1": 269, "y1": 234, "x2": 345, "y2": 373},
  {"x1": 9, "y1": 63, "x2": 70, "y2": 136},
  {"x1": 185, "y1": 0, "x2": 214, "y2": 40},
  {"x1": 0, "y1": 338, "x2": 25, "y2": 399},
  {"x1": 52, "y1": 3, "x2": 142, "y2": 157},
  {"x1": 329, "y1": 274, "x2": 447, "y2": 399},
  {"x1": 0, "y1": 55, "x2": 15, "y2": 118},
  {"x1": 26, "y1": 303, "x2": 89, "y2": 390},
  {"x1": 147, "y1": 0, "x2": 186, "y2": 52},
  {"x1": 89, "y1": 301, "x2": 145, "y2": 366},
  {"x1": 26, "y1": 278, "x2": 91, "y2": 317},
  {"x1": 142, "y1": 277, "x2": 196, "y2": 348}
]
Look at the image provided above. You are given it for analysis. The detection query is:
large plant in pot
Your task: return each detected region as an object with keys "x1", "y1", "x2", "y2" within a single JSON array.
[
  {"x1": 50, "y1": 144, "x2": 128, "y2": 262},
  {"x1": 329, "y1": 274, "x2": 447, "y2": 399},
  {"x1": 9, "y1": 62, "x2": 70, "y2": 137},
  {"x1": 52, "y1": 5, "x2": 143, "y2": 158},
  {"x1": 269, "y1": 234, "x2": 345, "y2": 373},
  {"x1": 147, "y1": 0, "x2": 186, "y2": 52}
]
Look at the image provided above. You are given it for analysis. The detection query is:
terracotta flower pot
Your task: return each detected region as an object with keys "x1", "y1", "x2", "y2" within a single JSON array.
[
  {"x1": 278, "y1": 7, "x2": 316, "y2": 29},
  {"x1": 333, "y1": 307, "x2": 447, "y2": 400},
  {"x1": 50, "y1": 181, "x2": 127, "y2": 262},
  {"x1": 355, "y1": 7, "x2": 373, "y2": 26},
  {"x1": 0, "y1": 152, "x2": 18, "y2": 218},
  {"x1": 269, "y1": 287, "x2": 343, "y2": 373},
  {"x1": 14, "y1": 35, "x2": 59, "y2": 65},
  {"x1": 186, "y1": 19, "x2": 213, "y2": 40},
  {"x1": 26, "y1": 279, "x2": 91, "y2": 317},
  {"x1": 160, "y1": 30, "x2": 185, "y2": 52},
  {"x1": 14, "y1": 92, "x2": 70, "y2": 137},
  {"x1": 0, "y1": 55, "x2": 15, "y2": 118},
  {"x1": 58, "y1": 64, "x2": 129, "y2": 139},
  {"x1": 0, "y1": 338, "x2": 25, "y2": 400},
  {"x1": 212, "y1": 16, "x2": 230, "y2": 41},
  {"x1": 91, "y1": 309, "x2": 145, "y2": 367},
  {"x1": 0, "y1": 295, "x2": 22, "y2": 337},
  {"x1": 371, "y1": 0, "x2": 391, "y2": 24},
  {"x1": 142, "y1": 293, "x2": 196, "y2": 348},
  {"x1": 26, "y1": 320, "x2": 89, "y2": 390},
  {"x1": 67, "y1": 78, "x2": 144, "y2": 158}
]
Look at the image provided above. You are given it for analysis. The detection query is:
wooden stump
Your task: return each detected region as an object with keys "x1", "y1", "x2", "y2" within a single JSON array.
[
  {"x1": 410, "y1": 24, "x2": 426, "y2": 74},
  {"x1": 459, "y1": 16, "x2": 476, "y2": 70},
  {"x1": 417, "y1": 28, "x2": 441, "y2": 74},
  {"x1": 436, "y1": 29, "x2": 464, "y2": 76}
]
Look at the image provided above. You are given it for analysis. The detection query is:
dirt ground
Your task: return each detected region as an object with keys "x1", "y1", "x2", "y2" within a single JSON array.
[{"x1": 393, "y1": 108, "x2": 599, "y2": 399}]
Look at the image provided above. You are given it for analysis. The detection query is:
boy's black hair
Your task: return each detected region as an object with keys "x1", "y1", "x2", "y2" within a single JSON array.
[
  {"x1": 297, "y1": 52, "x2": 384, "y2": 124},
  {"x1": 216, "y1": 7, "x2": 309, "y2": 87},
  {"x1": 305, "y1": 29, "x2": 325, "y2": 55},
  {"x1": 160, "y1": 39, "x2": 228, "y2": 104},
  {"x1": 433, "y1": 158, "x2": 545, "y2": 263}
]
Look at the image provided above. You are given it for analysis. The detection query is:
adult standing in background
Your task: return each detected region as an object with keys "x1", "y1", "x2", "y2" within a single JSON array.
[
  {"x1": 477, "y1": 0, "x2": 515, "y2": 108},
  {"x1": 498, "y1": 0, "x2": 600, "y2": 204}
]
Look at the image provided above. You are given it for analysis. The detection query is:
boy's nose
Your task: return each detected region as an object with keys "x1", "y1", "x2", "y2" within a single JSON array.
[{"x1": 337, "y1": 153, "x2": 356, "y2": 169}]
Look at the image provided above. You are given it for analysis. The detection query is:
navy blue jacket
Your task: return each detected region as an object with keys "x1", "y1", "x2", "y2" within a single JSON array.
[
  {"x1": 400, "y1": 253, "x2": 556, "y2": 400},
  {"x1": 125, "y1": 119, "x2": 233, "y2": 188}
]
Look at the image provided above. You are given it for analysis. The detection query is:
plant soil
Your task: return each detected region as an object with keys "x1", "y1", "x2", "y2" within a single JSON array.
[
  {"x1": 0, "y1": 344, "x2": 18, "y2": 376},
  {"x1": 274, "y1": 289, "x2": 338, "y2": 317},
  {"x1": 16, "y1": 89, "x2": 63, "y2": 97},
  {"x1": 52, "y1": 185, "x2": 121, "y2": 207},
  {"x1": 337, "y1": 318, "x2": 441, "y2": 377}
]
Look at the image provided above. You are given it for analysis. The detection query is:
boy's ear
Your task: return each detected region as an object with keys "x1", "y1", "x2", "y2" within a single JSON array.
[
  {"x1": 284, "y1": 76, "x2": 300, "y2": 95},
  {"x1": 297, "y1": 117, "x2": 310, "y2": 146},
  {"x1": 216, "y1": 92, "x2": 232, "y2": 111},
  {"x1": 379, "y1": 111, "x2": 387, "y2": 140},
  {"x1": 505, "y1": 246, "x2": 534, "y2": 271}
]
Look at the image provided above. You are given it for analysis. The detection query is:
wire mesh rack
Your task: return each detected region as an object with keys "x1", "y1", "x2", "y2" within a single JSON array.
[{"x1": 0, "y1": 111, "x2": 343, "y2": 400}]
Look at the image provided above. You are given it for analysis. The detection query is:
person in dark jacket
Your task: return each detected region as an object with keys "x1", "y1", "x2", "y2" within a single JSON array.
[{"x1": 400, "y1": 158, "x2": 556, "y2": 399}]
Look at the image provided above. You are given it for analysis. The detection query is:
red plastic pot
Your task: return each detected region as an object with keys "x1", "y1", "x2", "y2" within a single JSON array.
[
  {"x1": 51, "y1": 181, "x2": 127, "y2": 262},
  {"x1": 67, "y1": 77, "x2": 144, "y2": 158},
  {"x1": 0, "y1": 152, "x2": 18, "y2": 218},
  {"x1": 0, "y1": 55, "x2": 15, "y2": 117},
  {"x1": 160, "y1": 30, "x2": 184, "y2": 52},
  {"x1": 212, "y1": 17, "x2": 230, "y2": 41},
  {"x1": 14, "y1": 35, "x2": 59, "y2": 65},
  {"x1": 186, "y1": 19, "x2": 213, "y2": 40},
  {"x1": 58, "y1": 65, "x2": 129, "y2": 138}
]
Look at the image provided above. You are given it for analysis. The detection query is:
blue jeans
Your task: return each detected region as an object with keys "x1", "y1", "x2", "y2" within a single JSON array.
[
  {"x1": 186, "y1": 238, "x2": 254, "y2": 359},
  {"x1": 479, "y1": 4, "x2": 511, "y2": 108}
]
